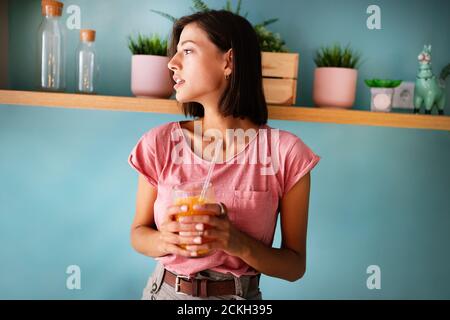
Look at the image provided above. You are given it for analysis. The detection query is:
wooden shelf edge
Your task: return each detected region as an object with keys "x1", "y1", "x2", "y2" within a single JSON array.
[
  {"x1": 0, "y1": 90, "x2": 181, "y2": 114},
  {"x1": 1, "y1": 90, "x2": 449, "y2": 131}
]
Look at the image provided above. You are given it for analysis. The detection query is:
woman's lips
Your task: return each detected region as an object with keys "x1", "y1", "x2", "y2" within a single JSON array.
[{"x1": 174, "y1": 80, "x2": 186, "y2": 90}]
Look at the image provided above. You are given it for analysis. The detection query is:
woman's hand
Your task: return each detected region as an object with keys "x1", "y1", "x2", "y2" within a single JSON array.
[
  {"x1": 177, "y1": 203, "x2": 248, "y2": 258},
  {"x1": 158, "y1": 204, "x2": 206, "y2": 257}
]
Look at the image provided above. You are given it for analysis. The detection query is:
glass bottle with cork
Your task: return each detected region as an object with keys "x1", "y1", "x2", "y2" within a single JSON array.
[
  {"x1": 76, "y1": 29, "x2": 99, "y2": 94},
  {"x1": 36, "y1": 0, "x2": 66, "y2": 92}
]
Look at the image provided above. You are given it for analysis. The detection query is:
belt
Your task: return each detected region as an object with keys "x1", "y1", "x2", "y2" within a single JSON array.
[{"x1": 163, "y1": 269, "x2": 260, "y2": 298}]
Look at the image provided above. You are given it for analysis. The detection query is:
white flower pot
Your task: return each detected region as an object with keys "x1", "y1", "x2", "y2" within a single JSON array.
[{"x1": 370, "y1": 88, "x2": 394, "y2": 112}]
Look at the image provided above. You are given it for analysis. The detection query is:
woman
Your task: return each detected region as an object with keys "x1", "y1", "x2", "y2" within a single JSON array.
[{"x1": 128, "y1": 10, "x2": 320, "y2": 300}]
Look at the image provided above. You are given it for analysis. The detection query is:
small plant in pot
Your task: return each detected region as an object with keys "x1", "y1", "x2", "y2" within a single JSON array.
[
  {"x1": 365, "y1": 79, "x2": 402, "y2": 112},
  {"x1": 128, "y1": 33, "x2": 173, "y2": 98},
  {"x1": 313, "y1": 43, "x2": 362, "y2": 109}
]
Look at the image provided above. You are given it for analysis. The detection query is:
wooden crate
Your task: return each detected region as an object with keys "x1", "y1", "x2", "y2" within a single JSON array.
[{"x1": 261, "y1": 52, "x2": 299, "y2": 106}]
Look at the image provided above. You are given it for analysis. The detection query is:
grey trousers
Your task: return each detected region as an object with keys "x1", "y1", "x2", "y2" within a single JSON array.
[{"x1": 142, "y1": 262, "x2": 263, "y2": 300}]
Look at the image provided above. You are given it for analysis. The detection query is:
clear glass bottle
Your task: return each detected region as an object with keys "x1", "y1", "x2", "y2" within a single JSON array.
[
  {"x1": 76, "y1": 29, "x2": 98, "y2": 94},
  {"x1": 36, "y1": 0, "x2": 66, "y2": 91}
]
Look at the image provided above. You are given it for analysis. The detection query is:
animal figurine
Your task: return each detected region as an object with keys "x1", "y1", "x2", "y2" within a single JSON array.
[{"x1": 414, "y1": 45, "x2": 446, "y2": 115}]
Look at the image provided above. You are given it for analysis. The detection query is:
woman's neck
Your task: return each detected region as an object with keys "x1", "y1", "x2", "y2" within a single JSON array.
[{"x1": 201, "y1": 109, "x2": 257, "y2": 136}]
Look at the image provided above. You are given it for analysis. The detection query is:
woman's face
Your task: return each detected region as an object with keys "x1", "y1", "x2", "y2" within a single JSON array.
[{"x1": 168, "y1": 23, "x2": 232, "y2": 105}]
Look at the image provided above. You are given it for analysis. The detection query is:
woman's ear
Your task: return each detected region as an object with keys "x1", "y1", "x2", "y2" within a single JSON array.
[{"x1": 224, "y1": 48, "x2": 233, "y2": 75}]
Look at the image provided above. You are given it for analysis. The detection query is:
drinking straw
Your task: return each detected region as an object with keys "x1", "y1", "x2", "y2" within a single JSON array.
[{"x1": 199, "y1": 138, "x2": 223, "y2": 201}]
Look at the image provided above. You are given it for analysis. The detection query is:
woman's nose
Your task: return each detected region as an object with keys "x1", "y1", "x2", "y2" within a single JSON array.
[{"x1": 168, "y1": 55, "x2": 179, "y2": 71}]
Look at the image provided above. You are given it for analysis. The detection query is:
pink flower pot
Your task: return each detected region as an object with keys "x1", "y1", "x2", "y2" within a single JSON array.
[
  {"x1": 131, "y1": 55, "x2": 174, "y2": 98},
  {"x1": 313, "y1": 67, "x2": 358, "y2": 109}
]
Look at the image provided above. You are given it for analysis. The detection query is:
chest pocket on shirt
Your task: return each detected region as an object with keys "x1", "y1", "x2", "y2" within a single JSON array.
[{"x1": 230, "y1": 190, "x2": 277, "y2": 240}]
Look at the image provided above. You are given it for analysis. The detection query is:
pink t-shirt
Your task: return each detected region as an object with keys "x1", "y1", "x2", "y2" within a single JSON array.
[{"x1": 128, "y1": 121, "x2": 320, "y2": 277}]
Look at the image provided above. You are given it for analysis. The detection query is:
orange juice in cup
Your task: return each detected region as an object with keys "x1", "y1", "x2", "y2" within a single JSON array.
[{"x1": 172, "y1": 181, "x2": 216, "y2": 257}]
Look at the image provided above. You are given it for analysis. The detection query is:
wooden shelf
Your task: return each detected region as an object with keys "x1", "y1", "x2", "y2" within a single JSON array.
[{"x1": 1, "y1": 90, "x2": 449, "y2": 131}]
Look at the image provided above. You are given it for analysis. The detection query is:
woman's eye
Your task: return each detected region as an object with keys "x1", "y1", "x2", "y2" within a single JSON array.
[{"x1": 183, "y1": 49, "x2": 192, "y2": 55}]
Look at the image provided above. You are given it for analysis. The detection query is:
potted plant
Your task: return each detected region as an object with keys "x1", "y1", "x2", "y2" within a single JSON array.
[
  {"x1": 151, "y1": 0, "x2": 298, "y2": 105},
  {"x1": 365, "y1": 79, "x2": 402, "y2": 112},
  {"x1": 313, "y1": 43, "x2": 362, "y2": 109},
  {"x1": 151, "y1": 0, "x2": 289, "y2": 53},
  {"x1": 128, "y1": 33, "x2": 173, "y2": 98}
]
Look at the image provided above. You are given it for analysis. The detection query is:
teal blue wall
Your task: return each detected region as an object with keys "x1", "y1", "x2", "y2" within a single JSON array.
[
  {"x1": 1, "y1": 0, "x2": 450, "y2": 299},
  {"x1": 1, "y1": 105, "x2": 449, "y2": 299}
]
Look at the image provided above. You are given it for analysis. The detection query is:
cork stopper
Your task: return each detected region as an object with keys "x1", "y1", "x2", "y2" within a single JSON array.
[
  {"x1": 41, "y1": 0, "x2": 63, "y2": 17},
  {"x1": 80, "y1": 29, "x2": 96, "y2": 42}
]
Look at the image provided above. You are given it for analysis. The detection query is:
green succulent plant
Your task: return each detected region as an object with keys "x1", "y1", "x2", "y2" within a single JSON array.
[
  {"x1": 150, "y1": 0, "x2": 288, "y2": 53},
  {"x1": 253, "y1": 21, "x2": 288, "y2": 53},
  {"x1": 364, "y1": 79, "x2": 402, "y2": 88},
  {"x1": 314, "y1": 43, "x2": 362, "y2": 69},
  {"x1": 127, "y1": 33, "x2": 168, "y2": 56}
]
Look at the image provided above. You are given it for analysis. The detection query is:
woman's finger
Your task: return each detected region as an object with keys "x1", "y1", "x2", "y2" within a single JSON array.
[
  {"x1": 163, "y1": 204, "x2": 189, "y2": 222},
  {"x1": 162, "y1": 221, "x2": 205, "y2": 233},
  {"x1": 202, "y1": 228, "x2": 226, "y2": 240},
  {"x1": 161, "y1": 232, "x2": 203, "y2": 245},
  {"x1": 184, "y1": 241, "x2": 222, "y2": 252},
  {"x1": 192, "y1": 203, "x2": 221, "y2": 216},
  {"x1": 160, "y1": 231, "x2": 180, "y2": 244},
  {"x1": 179, "y1": 215, "x2": 228, "y2": 231},
  {"x1": 164, "y1": 243, "x2": 196, "y2": 257},
  {"x1": 179, "y1": 231, "x2": 204, "y2": 237}
]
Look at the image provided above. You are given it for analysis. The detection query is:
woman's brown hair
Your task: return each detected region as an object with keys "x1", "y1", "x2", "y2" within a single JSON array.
[{"x1": 168, "y1": 10, "x2": 268, "y2": 126}]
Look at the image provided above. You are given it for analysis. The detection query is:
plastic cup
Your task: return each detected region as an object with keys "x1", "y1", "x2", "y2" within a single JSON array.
[{"x1": 172, "y1": 181, "x2": 216, "y2": 257}]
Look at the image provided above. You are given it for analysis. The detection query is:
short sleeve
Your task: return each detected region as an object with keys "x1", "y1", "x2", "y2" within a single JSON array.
[
  {"x1": 283, "y1": 138, "x2": 321, "y2": 195},
  {"x1": 128, "y1": 130, "x2": 159, "y2": 187}
]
